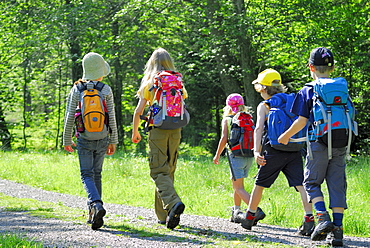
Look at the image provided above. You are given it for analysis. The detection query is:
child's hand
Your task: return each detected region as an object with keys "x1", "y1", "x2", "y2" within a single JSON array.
[
  {"x1": 64, "y1": 142, "x2": 76, "y2": 153},
  {"x1": 106, "y1": 144, "x2": 116, "y2": 155},
  {"x1": 213, "y1": 155, "x2": 220, "y2": 164},
  {"x1": 131, "y1": 131, "x2": 142, "y2": 143},
  {"x1": 254, "y1": 153, "x2": 266, "y2": 166},
  {"x1": 278, "y1": 134, "x2": 289, "y2": 145}
]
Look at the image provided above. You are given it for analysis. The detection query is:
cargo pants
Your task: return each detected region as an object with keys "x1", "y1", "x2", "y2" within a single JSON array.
[{"x1": 148, "y1": 127, "x2": 182, "y2": 222}]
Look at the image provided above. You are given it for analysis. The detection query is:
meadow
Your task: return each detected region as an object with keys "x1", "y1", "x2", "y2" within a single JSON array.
[{"x1": 0, "y1": 146, "x2": 369, "y2": 238}]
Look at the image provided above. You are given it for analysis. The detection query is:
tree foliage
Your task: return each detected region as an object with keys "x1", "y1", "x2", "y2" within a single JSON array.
[{"x1": 1, "y1": 0, "x2": 369, "y2": 155}]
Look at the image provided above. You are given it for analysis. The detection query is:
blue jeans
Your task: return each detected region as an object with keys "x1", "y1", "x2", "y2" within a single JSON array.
[{"x1": 77, "y1": 136, "x2": 109, "y2": 206}]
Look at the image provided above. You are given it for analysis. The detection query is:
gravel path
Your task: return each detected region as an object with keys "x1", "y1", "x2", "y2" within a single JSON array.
[{"x1": 0, "y1": 179, "x2": 369, "y2": 247}]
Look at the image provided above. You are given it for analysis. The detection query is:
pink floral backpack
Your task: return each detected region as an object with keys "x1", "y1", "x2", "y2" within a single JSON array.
[{"x1": 148, "y1": 70, "x2": 190, "y2": 130}]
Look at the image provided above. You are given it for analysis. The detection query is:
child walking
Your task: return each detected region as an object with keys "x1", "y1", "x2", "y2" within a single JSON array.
[
  {"x1": 63, "y1": 52, "x2": 118, "y2": 230},
  {"x1": 279, "y1": 47, "x2": 351, "y2": 246},
  {"x1": 213, "y1": 93, "x2": 265, "y2": 225},
  {"x1": 131, "y1": 48, "x2": 186, "y2": 230},
  {"x1": 242, "y1": 69, "x2": 313, "y2": 234}
]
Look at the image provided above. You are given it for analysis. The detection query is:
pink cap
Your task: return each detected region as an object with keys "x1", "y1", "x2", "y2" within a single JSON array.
[{"x1": 226, "y1": 93, "x2": 244, "y2": 113}]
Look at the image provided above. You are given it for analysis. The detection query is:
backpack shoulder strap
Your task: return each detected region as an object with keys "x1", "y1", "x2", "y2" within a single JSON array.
[
  {"x1": 226, "y1": 115, "x2": 234, "y2": 135},
  {"x1": 305, "y1": 81, "x2": 316, "y2": 87},
  {"x1": 94, "y1": 81, "x2": 105, "y2": 91},
  {"x1": 76, "y1": 82, "x2": 87, "y2": 93}
]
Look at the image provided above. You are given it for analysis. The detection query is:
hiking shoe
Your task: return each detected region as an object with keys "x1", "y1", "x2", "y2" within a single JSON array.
[
  {"x1": 298, "y1": 215, "x2": 315, "y2": 236},
  {"x1": 330, "y1": 225, "x2": 344, "y2": 247},
  {"x1": 166, "y1": 202, "x2": 185, "y2": 230},
  {"x1": 240, "y1": 211, "x2": 256, "y2": 230},
  {"x1": 230, "y1": 208, "x2": 244, "y2": 223},
  {"x1": 253, "y1": 207, "x2": 266, "y2": 226},
  {"x1": 91, "y1": 201, "x2": 106, "y2": 230},
  {"x1": 311, "y1": 211, "x2": 334, "y2": 241}
]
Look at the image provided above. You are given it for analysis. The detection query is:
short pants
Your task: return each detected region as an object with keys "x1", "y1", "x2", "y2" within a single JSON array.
[
  {"x1": 229, "y1": 154, "x2": 253, "y2": 180},
  {"x1": 255, "y1": 145, "x2": 304, "y2": 188}
]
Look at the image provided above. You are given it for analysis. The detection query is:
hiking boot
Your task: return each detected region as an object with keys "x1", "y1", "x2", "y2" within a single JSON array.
[
  {"x1": 311, "y1": 211, "x2": 334, "y2": 241},
  {"x1": 253, "y1": 207, "x2": 266, "y2": 226},
  {"x1": 230, "y1": 207, "x2": 244, "y2": 223},
  {"x1": 166, "y1": 202, "x2": 185, "y2": 230},
  {"x1": 330, "y1": 225, "x2": 344, "y2": 247},
  {"x1": 240, "y1": 211, "x2": 256, "y2": 230},
  {"x1": 298, "y1": 215, "x2": 315, "y2": 236},
  {"x1": 91, "y1": 201, "x2": 106, "y2": 230}
]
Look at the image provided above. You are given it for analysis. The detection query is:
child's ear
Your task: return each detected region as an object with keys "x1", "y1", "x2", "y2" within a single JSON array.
[{"x1": 309, "y1": 64, "x2": 315, "y2": 72}]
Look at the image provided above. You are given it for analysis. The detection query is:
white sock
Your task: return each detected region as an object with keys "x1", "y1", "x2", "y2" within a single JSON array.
[{"x1": 247, "y1": 209, "x2": 257, "y2": 214}]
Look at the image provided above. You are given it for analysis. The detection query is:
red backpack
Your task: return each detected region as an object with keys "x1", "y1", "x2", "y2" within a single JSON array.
[{"x1": 228, "y1": 112, "x2": 254, "y2": 157}]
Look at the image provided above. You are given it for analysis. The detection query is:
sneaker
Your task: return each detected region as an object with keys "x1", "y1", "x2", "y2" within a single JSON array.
[
  {"x1": 253, "y1": 207, "x2": 266, "y2": 226},
  {"x1": 230, "y1": 208, "x2": 244, "y2": 223},
  {"x1": 330, "y1": 225, "x2": 344, "y2": 247},
  {"x1": 298, "y1": 215, "x2": 315, "y2": 236},
  {"x1": 91, "y1": 201, "x2": 106, "y2": 230},
  {"x1": 311, "y1": 211, "x2": 334, "y2": 241},
  {"x1": 166, "y1": 202, "x2": 185, "y2": 230},
  {"x1": 240, "y1": 211, "x2": 256, "y2": 230}
]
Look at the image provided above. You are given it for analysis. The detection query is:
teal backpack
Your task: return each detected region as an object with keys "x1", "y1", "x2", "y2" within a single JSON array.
[{"x1": 306, "y1": 77, "x2": 357, "y2": 159}]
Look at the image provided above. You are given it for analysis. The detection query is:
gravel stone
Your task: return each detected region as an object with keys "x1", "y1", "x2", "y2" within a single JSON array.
[{"x1": 0, "y1": 179, "x2": 369, "y2": 247}]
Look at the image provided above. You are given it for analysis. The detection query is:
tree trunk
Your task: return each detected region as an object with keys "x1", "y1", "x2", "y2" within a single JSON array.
[
  {"x1": 0, "y1": 106, "x2": 11, "y2": 150},
  {"x1": 206, "y1": 0, "x2": 241, "y2": 95},
  {"x1": 232, "y1": 0, "x2": 260, "y2": 112},
  {"x1": 111, "y1": 19, "x2": 124, "y2": 148}
]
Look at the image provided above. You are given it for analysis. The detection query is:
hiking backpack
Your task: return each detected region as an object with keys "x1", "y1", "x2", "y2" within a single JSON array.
[
  {"x1": 74, "y1": 81, "x2": 109, "y2": 140},
  {"x1": 265, "y1": 93, "x2": 306, "y2": 152},
  {"x1": 306, "y1": 77, "x2": 357, "y2": 159},
  {"x1": 227, "y1": 112, "x2": 254, "y2": 157},
  {"x1": 148, "y1": 70, "x2": 190, "y2": 130}
]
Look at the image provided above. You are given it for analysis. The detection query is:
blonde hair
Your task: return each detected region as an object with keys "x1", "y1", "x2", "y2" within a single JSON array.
[
  {"x1": 136, "y1": 48, "x2": 176, "y2": 98},
  {"x1": 222, "y1": 105, "x2": 252, "y2": 118},
  {"x1": 254, "y1": 82, "x2": 287, "y2": 96}
]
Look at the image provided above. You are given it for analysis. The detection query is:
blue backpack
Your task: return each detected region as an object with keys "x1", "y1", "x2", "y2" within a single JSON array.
[
  {"x1": 306, "y1": 77, "x2": 357, "y2": 159},
  {"x1": 265, "y1": 93, "x2": 306, "y2": 152}
]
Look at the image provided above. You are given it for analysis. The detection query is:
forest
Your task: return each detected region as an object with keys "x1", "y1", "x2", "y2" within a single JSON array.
[{"x1": 1, "y1": 0, "x2": 369, "y2": 155}]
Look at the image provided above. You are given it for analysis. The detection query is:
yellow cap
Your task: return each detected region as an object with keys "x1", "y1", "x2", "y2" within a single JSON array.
[{"x1": 252, "y1": 69, "x2": 282, "y2": 86}]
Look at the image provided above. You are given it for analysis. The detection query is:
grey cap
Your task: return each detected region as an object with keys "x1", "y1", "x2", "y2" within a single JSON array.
[{"x1": 82, "y1": 52, "x2": 110, "y2": 80}]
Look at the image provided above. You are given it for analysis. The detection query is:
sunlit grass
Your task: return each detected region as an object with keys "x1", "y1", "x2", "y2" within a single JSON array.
[
  {"x1": 0, "y1": 149, "x2": 368, "y2": 237},
  {"x1": 0, "y1": 232, "x2": 43, "y2": 248}
]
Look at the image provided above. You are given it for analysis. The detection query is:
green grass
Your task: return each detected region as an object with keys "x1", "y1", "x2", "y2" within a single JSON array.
[
  {"x1": 0, "y1": 232, "x2": 43, "y2": 248},
  {"x1": 0, "y1": 149, "x2": 369, "y2": 238}
]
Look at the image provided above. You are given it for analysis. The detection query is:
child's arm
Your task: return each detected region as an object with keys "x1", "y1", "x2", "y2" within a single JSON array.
[
  {"x1": 254, "y1": 102, "x2": 269, "y2": 166},
  {"x1": 213, "y1": 118, "x2": 229, "y2": 164},
  {"x1": 278, "y1": 116, "x2": 308, "y2": 144},
  {"x1": 131, "y1": 97, "x2": 147, "y2": 144}
]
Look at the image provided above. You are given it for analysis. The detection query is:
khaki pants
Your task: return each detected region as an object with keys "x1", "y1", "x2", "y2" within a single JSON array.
[{"x1": 148, "y1": 128, "x2": 182, "y2": 222}]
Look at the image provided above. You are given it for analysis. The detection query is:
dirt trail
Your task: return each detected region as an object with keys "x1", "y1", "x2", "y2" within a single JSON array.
[{"x1": 0, "y1": 179, "x2": 369, "y2": 247}]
